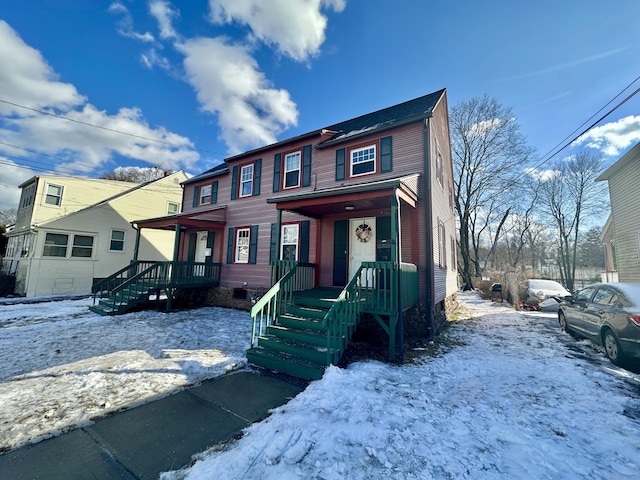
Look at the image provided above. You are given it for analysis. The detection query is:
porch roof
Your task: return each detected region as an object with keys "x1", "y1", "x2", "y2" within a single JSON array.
[
  {"x1": 132, "y1": 206, "x2": 227, "y2": 231},
  {"x1": 267, "y1": 174, "x2": 420, "y2": 217}
]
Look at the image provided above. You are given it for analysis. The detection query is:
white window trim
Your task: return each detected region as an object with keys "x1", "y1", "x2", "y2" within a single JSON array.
[
  {"x1": 199, "y1": 185, "x2": 212, "y2": 205},
  {"x1": 235, "y1": 227, "x2": 250, "y2": 263},
  {"x1": 349, "y1": 144, "x2": 376, "y2": 177},
  {"x1": 280, "y1": 224, "x2": 299, "y2": 261},
  {"x1": 240, "y1": 164, "x2": 254, "y2": 198},
  {"x1": 44, "y1": 183, "x2": 63, "y2": 206},
  {"x1": 167, "y1": 201, "x2": 179, "y2": 215},
  {"x1": 71, "y1": 234, "x2": 94, "y2": 259},
  {"x1": 109, "y1": 229, "x2": 126, "y2": 253},
  {"x1": 283, "y1": 151, "x2": 301, "y2": 189}
]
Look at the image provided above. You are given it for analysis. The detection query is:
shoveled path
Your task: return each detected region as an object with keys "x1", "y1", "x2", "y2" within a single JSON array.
[{"x1": 0, "y1": 368, "x2": 307, "y2": 479}]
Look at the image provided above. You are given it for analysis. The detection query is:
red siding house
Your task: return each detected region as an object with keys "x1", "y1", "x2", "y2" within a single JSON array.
[{"x1": 92, "y1": 89, "x2": 458, "y2": 380}]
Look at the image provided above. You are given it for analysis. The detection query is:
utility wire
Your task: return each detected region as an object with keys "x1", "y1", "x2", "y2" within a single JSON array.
[{"x1": 0, "y1": 98, "x2": 218, "y2": 155}]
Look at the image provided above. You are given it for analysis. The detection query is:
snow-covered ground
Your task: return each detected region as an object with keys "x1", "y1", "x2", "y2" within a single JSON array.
[
  {"x1": 2, "y1": 293, "x2": 640, "y2": 479},
  {"x1": 163, "y1": 293, "x2": 640, "y2": 480},
  {"x1": 0, "y1": 297, "x2": 251, "y2": 452}
]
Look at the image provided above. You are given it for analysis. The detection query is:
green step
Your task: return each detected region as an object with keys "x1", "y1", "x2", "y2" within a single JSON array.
[
  {"x1": 279, "y1": 314, "x2": 326, "y2": 332},
  {"x1": 257, "y1": 335, "x2": 331, "y2": 364},
  {"x1": 246, "y1": 347, "x2": 326, "y2": 381},
  {"x1": 286, "y1": 304, "x2": 327, "y2": 319},
  {"x1": 292, "y1": 296, "x2": 336, "y2": 309},
  {"x1": 266, "y1": 324, "x2": 327, "y2": 346}
]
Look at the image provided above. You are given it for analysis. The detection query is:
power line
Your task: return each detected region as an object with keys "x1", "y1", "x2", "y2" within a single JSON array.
[{"x1": 0, "y1": 98, "x2": 218, "y2": 155}]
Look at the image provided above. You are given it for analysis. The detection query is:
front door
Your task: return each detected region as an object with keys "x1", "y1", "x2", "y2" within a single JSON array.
[{"x1": 349, "y1": 218, "x2": 376, "y2": 285}]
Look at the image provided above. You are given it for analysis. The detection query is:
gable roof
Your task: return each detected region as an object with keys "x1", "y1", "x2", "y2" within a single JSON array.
[
  {"x1": 317, "y1": 88, "x2": 446, "y2": 148},
  {"x1": 596, "y1": 141, "x2": 640, "y2": 182},
  {"x1": 182, "y1": 161, "x2": 229, "y2": 185}
]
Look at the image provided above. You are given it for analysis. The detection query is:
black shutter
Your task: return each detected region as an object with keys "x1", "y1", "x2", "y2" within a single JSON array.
[
  {"x1": 226, "y1": 227, "x2": 235, "y2": 264},
  {"x1": 333, "y1": 219, "x2": 348, "y2": 286},
  {"x1": 253, "y1": 159, "x2": 262, "y2": 196},
  {"x1": 380, "y1": 136, "x2": 393, "y2": 173},
  {"x1": 299, "y1": 220, "x2": 310, "y2": 263},
  {"x1": 270, "y1": 223, "x2": 278, "y2": 262},
  {"x1": 206, "y1": 231, "x2": 215, "y2": 263},
  {"x1": 187, "y1": 233, "x2": 197, "y2": 261},
  {"x1": 249, "y1": 224, "x2": 259, "y2": 264},
  {"x1": 273, "y1": 153, "x2": 281, "y2": 193},
  {"x1": 211, "y1": 181, "x2": 218, "y2": 204},
  {"x1": 302, "y1": 145, "x2": 312, "y2": 187},
  {"x1": 231, "y1": 166, "x2": 238, "y2": 200},
  {"x1": 192, "y1": 186, "x2": 200, "y2": 207},
  {"x1": 335, "y1": 148, "x2": 346, "y2": 181}
]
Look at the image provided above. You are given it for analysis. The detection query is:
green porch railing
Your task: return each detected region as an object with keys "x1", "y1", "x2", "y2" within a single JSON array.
[
  {"x1": 251, "y1": 262, "x2": 300, "y2": 346},
  {"x1": 270, "y1": 260, "x2": 316, "y2": 291},
  {"x1": 170, "y1": 261, "x2": 221, "y2": 287},
  {"x1": 91, "y1": 260, "x2": 157, "y2": 296}
]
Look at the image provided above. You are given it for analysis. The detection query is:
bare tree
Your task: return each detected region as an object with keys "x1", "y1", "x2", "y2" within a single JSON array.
[
  {"x1": 451, "y1": 95, "x2": 534, "y2": 289},
  {"x1": 0, "y1": 208, "x2": 17, "y2": 226},
  {"x1": 101, "y1": 166, "x2": 168, "y2": 183},
  {"x1": 538, "y1": 152, "x2": 607, "y2": 292}
]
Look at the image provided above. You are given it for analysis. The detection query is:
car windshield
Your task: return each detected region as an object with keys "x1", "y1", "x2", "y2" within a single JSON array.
[{"x1": 529, "y1": 280, "x2": 567, "y2": 292}]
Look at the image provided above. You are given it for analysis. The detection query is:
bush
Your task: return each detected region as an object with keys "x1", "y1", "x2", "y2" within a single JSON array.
[{"x1": 0, "y1": 273, "x2": 16, "y2": 297}]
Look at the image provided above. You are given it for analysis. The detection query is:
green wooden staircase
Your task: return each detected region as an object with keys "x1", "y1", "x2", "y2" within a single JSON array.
[
  {"x1": 90, "y1": 262, "x2": 170, "y2": 316},
  {"x1": 247, "y1": 290, "x2": 342, "y2": 381}
]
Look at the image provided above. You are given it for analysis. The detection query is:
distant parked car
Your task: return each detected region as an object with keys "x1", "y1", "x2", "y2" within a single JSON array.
[
  {"x1": 522, "y1": 279, "x2": 571, "y2": 310},
  {"x1": 558, "y1": 283, "x2": 640, "y2": 365}
]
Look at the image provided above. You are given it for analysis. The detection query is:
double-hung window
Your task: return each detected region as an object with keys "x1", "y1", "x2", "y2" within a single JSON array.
[
  {"x1": 200, "y1": 185, "x2": 212, "y2": 205},
  {"x1": 71, "y1": 235, "x2": 94, "y2": 258},
  {"x1": 281, "y1": 224, "x2": 299, "y2": 261},
  {"x1": 235, "y1": 228, "x2": 250, "y2": 263},
  {"x1": 43, "y1": 233, "x2": 68, "y2": 257},
  {"x1": 167, "y1": 202, "x2": 179, "y2": 215},
  {"x1": 283, "y1": 151, "x2": 301, "y2": 189},
  {"x1": 110, "y1": 230, "x2": 125, "y2": 252},
  {"x1": 240, "y1": 165, "x2": 254, "y2": 197},
  {"x1": 350, "y1": 145, "x2": 376, "y2": 177},
  {"x1": 45, "y1": 184, "x2": 63, "y2": 206}
]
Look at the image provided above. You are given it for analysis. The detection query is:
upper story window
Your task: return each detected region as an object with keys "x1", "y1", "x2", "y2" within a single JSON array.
[
  {"x1": 45, "y1": 184, "x2": 63, "y2": 206},
  {"x1": 200, "y1": 185, "x2": 212, "y2": 204},
  {"x1": 283, "y1": 151, "x2": 301, "y2": 189},
  {"x1": 20, "y1": 183, "x2": 36, "y2": 208},
  {"x1": 110, "y1": 230, "x2": 125, "y2": 252},
  {"x1": 350, "y1": 144, "x2": 376, "y2": 177},
  {"x1": 167, "y1": 202, "x2": 179, "y2": 215},
  {"x1": 240, "y1": 164, "x2": 254, "y2": 197}
]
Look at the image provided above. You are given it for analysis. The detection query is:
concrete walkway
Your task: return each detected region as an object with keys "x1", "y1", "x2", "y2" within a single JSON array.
[{"x1": 0, "y1": 369, "x2": 307, "y2": 479}]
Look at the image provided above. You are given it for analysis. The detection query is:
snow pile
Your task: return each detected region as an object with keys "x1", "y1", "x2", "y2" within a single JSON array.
[
  {"x1": 0, "y1": 297, "x2": 251, "y2": 451},
  {"x1": 163, "y1": 293, "x2": 640, "y2": 480}
]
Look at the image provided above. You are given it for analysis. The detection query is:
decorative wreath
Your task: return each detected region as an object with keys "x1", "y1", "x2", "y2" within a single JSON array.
[{"x1": 355, "y1": 223, "x2": 372, "y2": 243}]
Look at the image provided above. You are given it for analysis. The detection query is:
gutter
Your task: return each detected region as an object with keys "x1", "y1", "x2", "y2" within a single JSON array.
[{"x1": 423, "y1": 118, "x2": 435, "y2": 338}]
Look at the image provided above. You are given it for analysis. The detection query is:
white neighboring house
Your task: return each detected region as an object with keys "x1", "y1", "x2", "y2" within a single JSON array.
[
  {"x1": 597, "y1": 141, "x2": 640, "y2": 283},
  {"x1": 3, "y1": 172, "x2": 187, "y2": 297}
]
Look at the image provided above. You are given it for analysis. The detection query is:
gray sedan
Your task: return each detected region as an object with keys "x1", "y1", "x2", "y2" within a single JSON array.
[{"x1": 558, "y1": 283, "x2": 640, "y2": 366}]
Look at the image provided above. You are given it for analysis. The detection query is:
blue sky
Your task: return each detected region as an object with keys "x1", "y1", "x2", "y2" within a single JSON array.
[{"x1": 1, "y1": 0, "x2": 639, "y2": 210}]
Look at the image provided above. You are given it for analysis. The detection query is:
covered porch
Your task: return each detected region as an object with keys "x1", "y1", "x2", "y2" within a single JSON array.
[
  {"x1": 247, "y1": 175, "x2": 421, "y2": 379},
  {"x1": 90, "y1": 208, "x2": 226, "y2": 315}
]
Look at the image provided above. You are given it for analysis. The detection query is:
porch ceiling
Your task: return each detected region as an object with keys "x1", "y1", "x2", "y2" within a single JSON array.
[
  {"x1": 133, "y1": 207, "x2": 227, "y2": 231},
  {"x1": 267, "y1": 174, "x2": 420, "y2": 217}
]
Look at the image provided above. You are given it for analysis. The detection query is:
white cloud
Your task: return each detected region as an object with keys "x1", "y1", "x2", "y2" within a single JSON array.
[
  {"x1": 178, "y1": 37, "x2": 298, "y2": 153},
  {"x1": 0, "y1": 158, "x2": 34, "y2": 210},
  {"x1": 524, "y1": 167, "x2": 560, "y2": 181},
  {"x1": 0, "y1": 20, "x2": 199, "y2": 209},
  {"x1": 574, "y1": 115, "x2": 640, "y2": 157},
  {"x1": 149, "y1": 0, "x2": 180, "y2": 40},
  {"x1": 208, "y1": 0, "x2": 345, "y2": 62},
  {"x1": 108, "y1": 2, "x2": 155, "y2": 43}
]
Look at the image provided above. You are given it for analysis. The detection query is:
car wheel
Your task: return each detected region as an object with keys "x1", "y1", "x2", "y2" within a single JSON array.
[
  {"x1": 603, "y1": 329, "x2": 624, "y2": 365},
  {"x1": 558, "y1": 311, "x2": 569, "y2": 332}
]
